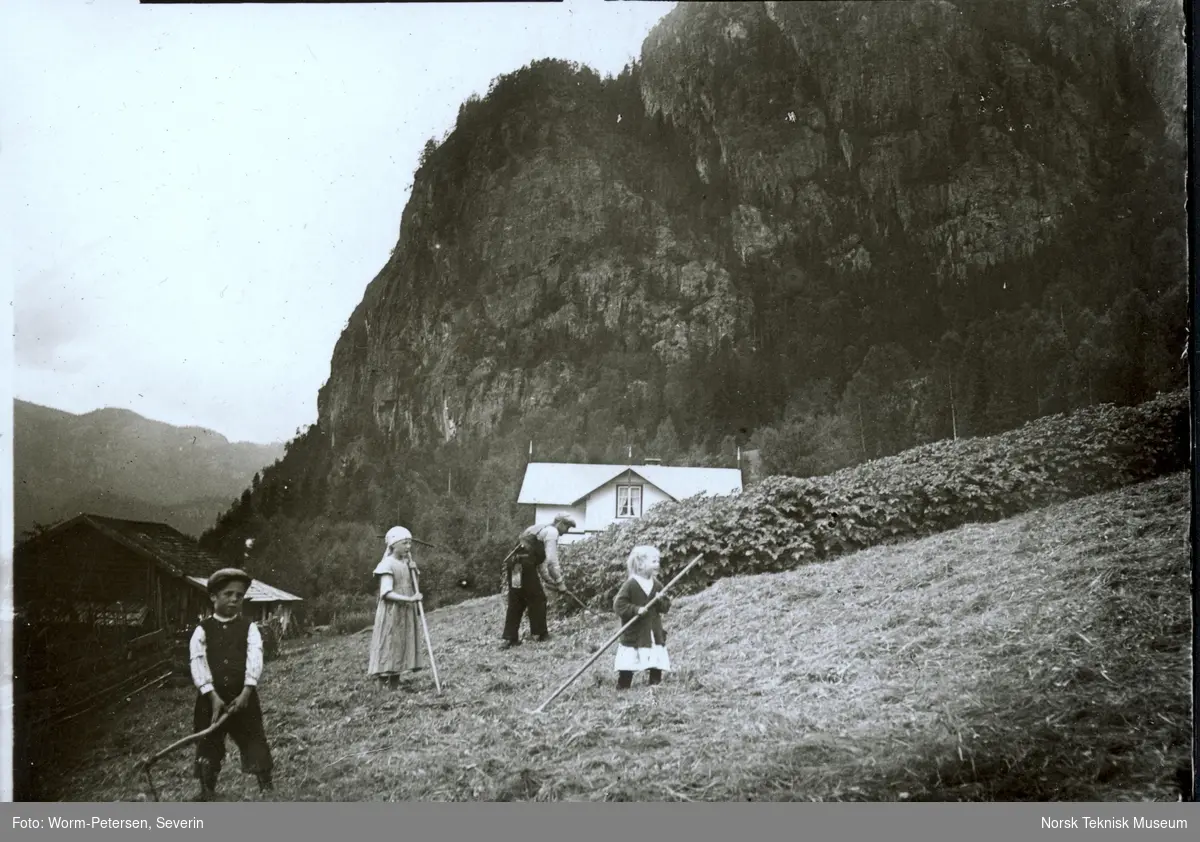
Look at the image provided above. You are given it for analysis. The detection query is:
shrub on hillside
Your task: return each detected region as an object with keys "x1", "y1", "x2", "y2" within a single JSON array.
[
  {"x1": 563, "y1": 391, "x2": 1189, "y2": 605},
  {"x1": 305, "y1": 592, "x2": 374, "y2": 627},
  {"x1": 331, "y1": 610, "x2": 375, "y2": 637},
  {"x1": 260, "y1": 616, "x2": 284, "y2": 661}
]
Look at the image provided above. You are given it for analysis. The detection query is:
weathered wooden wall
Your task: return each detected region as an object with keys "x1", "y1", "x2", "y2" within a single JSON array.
[{"x1": 13, "y1": 525, "x2": 190, "y2": 798}]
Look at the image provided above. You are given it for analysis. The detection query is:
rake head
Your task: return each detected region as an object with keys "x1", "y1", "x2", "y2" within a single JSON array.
[{"x1": 129, "y1": 759, "x2": 160, "y2": 802}]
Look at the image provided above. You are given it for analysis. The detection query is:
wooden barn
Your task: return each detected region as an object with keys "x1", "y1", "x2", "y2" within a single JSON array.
[{"x1": 12, "y1": 513, "x2": 301, "y2": 797}]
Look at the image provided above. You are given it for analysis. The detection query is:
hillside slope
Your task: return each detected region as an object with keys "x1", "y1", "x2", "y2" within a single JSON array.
[
  {"x1": 45, "y1": 473, "x2": 1189, "y2": 802},
  {"x1": 13, "y1": 399, "x2": 284, "y2": 538}
]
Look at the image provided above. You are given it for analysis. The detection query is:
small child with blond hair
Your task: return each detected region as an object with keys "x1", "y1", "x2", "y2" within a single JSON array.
[{"x1": 612, "y1": 545, "x2": 672, "y2": 689}]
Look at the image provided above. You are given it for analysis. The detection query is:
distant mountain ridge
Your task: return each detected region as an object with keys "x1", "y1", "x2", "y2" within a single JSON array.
[{"x1": 13, "y1": 399, "x2": 285, "y2": 539}]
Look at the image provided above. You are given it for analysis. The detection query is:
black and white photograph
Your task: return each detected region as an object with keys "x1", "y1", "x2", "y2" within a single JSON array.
[{"x1": 4, "y1": 0, "x2": 1192, "y2": 803}]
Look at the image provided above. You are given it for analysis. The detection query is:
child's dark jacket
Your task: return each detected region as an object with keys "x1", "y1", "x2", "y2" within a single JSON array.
[{"x1": 613, "y1": 578, "x2": 671, "y2": 648}]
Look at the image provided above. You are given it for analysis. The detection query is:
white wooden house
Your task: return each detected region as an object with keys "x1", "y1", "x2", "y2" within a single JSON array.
[{"x1": 517, "y1": 460, "x2": 744, "y2": 544}]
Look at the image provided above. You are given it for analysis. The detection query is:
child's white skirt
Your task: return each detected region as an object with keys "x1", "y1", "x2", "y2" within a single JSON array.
[{"x1": 613, "y1": 644, "x2": 671, "y2": 672}]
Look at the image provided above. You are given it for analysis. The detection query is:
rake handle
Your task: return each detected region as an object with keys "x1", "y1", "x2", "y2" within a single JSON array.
[
  {"x1": 139, "y1": 710, "x2": 232, "y2": 770},
  {"x1": 560, "y1": 586, "x2": 592, "y2": 613},
  {"x1": 411, "y1": 568, "x2": 442, "y2": 694},
  {"x1": 530, "y1": 552, "x2": 704, "y2": 714}
]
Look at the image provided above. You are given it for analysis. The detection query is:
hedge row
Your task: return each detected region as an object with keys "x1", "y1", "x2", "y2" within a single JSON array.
[{"x1": 563, "y1": 390, "x2": 1190, "y2": 605}]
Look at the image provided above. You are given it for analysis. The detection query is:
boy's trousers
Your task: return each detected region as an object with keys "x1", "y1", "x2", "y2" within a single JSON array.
[{"x1": 192, "y1": 687, "x2": 273, "y2": 779}]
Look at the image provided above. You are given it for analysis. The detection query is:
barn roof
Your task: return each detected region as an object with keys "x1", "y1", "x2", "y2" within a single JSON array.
[
  {"x1": 20, "y1": 513, "x2": 301, "y2": 601},
  {"x1": 517, "y1": 462, "x2": 743, "y2": 506},
  {"x1": 80, "y1": 514, "x2": 222, "y2": 578}
]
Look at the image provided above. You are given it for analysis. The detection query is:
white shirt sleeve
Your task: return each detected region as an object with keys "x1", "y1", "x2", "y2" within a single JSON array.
[
  {"x1": 539, "y1": 527, "x2": 564, "y2": 584},
  {"x1": 189, "y1": 625, "x2": 214, "y2": 695},
  {"x1": 245, "y1": 622, "x2": 263, "y2": 687}
]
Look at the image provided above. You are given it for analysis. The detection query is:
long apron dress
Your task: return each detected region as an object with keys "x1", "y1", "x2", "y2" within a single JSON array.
[{"x1": 367, "y1": 554, "x2": 428, "y2": 678}]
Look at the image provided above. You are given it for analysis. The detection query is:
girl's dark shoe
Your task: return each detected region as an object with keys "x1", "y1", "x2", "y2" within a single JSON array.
[
  {"x1": 648, "y1": 669, "x2": 662, "y2": 686},
  {"x1": 257, "y1": 772, "x2": 274, "y2": 793},
  {"x1": 616, "y1": 671, "x2": 633, "y2": 690}
]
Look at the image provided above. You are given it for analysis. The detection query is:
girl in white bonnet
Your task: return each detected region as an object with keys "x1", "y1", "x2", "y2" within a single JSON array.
[
  {"x1": 612, "y1": 545, "x2": 672, "y2": 689},
  {"x1": 367, "y1": 526, "x2": 428, "y2": 689}
]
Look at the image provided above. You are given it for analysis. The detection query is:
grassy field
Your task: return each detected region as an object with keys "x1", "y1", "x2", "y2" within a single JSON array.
[{"x1": 45, "y1": 473, "x2": 1190, "y2": 802}]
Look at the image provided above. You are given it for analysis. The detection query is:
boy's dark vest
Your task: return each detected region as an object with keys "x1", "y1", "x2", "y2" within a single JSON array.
[{"x1": 201, "y1": 615, "x2": 252, "y2": 697}]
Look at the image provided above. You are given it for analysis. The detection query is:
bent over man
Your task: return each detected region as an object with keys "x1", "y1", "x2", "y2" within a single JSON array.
[{"x1": 501, "y1": 515, "x2": 574, "y2": 649}]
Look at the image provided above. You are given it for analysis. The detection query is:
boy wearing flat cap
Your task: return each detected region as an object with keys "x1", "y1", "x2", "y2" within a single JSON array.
[{"x1": 189, "y1": 568, "x2": 274, "y2": 800}]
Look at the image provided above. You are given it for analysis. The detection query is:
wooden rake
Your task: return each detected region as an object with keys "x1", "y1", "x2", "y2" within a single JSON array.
[
  {"x1": 526, "y1": 552, "x2": 705, "y2": 715},
  {"x1": 132, "y1": 711, "x2": 231, "y2": 802},
  {"x1": 411, "y1": 566, "x2": 443, "y2": 694}
]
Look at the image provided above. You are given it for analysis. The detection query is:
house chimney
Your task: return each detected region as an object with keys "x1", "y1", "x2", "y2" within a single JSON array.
[{"x1": 644, "y1": 457, "x2": 662, "y2": 466}]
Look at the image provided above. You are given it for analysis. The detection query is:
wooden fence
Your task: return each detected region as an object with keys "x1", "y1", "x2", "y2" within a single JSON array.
[
  {"x1": 22, "y1": 630, "x2": 172, "y2": 725},
  {"x1": 13, "y1": 625, "x2": 175, "y2": 799}
]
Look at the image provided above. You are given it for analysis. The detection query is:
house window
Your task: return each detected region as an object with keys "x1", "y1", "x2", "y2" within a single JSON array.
[{"x1": 616, "y1": 484, "x2": 643, "y2": 518}]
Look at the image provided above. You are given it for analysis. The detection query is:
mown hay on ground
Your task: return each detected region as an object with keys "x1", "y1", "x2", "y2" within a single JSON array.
[{"x1": 43, "y1": 474, "x2": 1190, "y2": 802}]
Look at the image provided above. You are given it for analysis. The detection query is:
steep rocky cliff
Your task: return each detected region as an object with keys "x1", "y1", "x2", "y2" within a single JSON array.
[
  {"x1": 320, "y1": 62, "x2": 739, "y2": 450},
  {"x1": 202, "y1": 1, "x2": 1186, "y2": 587},
  {"x1": 320, "y1": 0, "x2": 1181, "y2": 444}
]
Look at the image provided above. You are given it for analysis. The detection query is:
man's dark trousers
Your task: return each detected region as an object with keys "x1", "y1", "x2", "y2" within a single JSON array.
[{"x1": 502, "y1": 564, "x2": 548, "y2": 642}]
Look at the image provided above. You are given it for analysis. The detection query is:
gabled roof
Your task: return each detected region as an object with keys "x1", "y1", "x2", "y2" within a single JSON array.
[
  {"x1": 80, "y1": 514, "x2": 222, "y2": 578},
  {"x1": 185, "y1": 576, "x2": 303, "y2": 603},
  {"x1": 517, "y1": 462, "x2": 743, "y2": 506},
  {"x1": 19, "y1": 513, "x2": 300, "y2": 601}
]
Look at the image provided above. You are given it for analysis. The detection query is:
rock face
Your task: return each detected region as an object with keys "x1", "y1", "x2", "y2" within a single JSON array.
[
  {"x1": 207, "y1": 1, "x2": 1186, "y2": 559},
  {"x1": 319, "y1": 61, "x2": 745, "y2": 457},
  {"x1": 641, "y1": 0, "x2": 1182, "y2": 285}
]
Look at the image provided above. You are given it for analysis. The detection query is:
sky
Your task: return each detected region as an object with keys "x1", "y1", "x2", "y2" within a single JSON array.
[{"x1": 2, "y1": 0, "x2": 676, "y2": 445}]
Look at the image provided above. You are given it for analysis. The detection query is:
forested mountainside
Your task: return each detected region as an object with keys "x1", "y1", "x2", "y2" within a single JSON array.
[
  {"x1": 199, "y1": 1, "x2": 1187, "y2": 602},
  {"x1": 14, "y1": 400, "x2": 284, "y2": 539}
]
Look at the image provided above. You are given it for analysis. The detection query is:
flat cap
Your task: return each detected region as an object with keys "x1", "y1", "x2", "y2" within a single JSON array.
[{"x1": 207, "y1": 567, "x2": 252, "y2": 594}]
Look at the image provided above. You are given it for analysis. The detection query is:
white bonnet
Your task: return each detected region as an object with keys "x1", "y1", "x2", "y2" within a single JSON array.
[{"x1": 385, "y1": 526, "x2": 413, "y2": 548}]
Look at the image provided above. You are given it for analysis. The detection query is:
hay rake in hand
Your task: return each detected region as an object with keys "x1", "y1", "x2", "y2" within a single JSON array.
[
  {"x1": 527, "y1": 552, "x2": 705, "y2": 715},
  {"x1": 411, "y1": 566, "x2": 443, "y2": 694},
  {"x1": 131, "y1": 711, "x2": 230, "y2": 802}
]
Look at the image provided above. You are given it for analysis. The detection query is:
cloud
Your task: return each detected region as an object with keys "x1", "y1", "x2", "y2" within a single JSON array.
[
  {"x1": 14, "y1": 269, "x2": 95, "y2": 373},
  {"x1": 14, "y1": 237, "x2": 114, "y2": 372}
]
